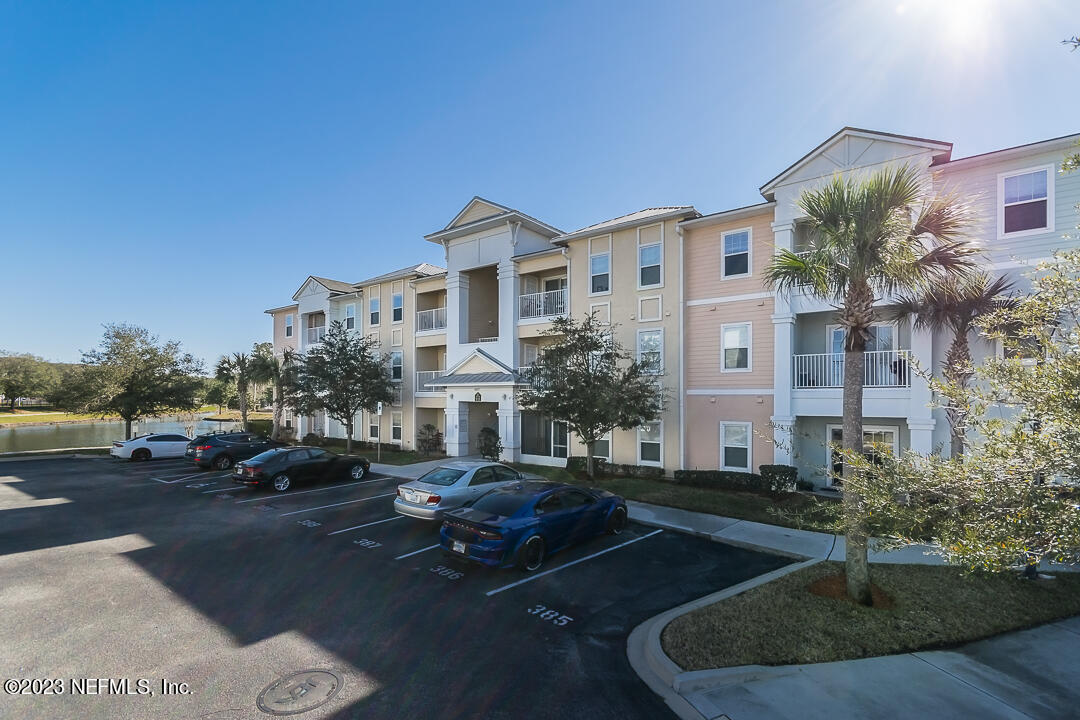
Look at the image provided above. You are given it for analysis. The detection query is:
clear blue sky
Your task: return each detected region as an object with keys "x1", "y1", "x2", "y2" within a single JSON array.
[{"x1": 2, "y1": 0, "x2": 1077, "y2": 367}]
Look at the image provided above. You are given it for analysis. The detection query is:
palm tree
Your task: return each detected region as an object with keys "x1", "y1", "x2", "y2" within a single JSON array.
[
  {"x1": 765, "y1": 164, "x2": 976, "y2": 606},
  {"x1": 893, "y1": 271, "x2": 1016, "y2": 458},
  {"x1": 251, "y1": 345, "x2": 295, "y2": 442},
  {"x1": 215, "y1": 352, "x2": 254, "y2": 428}
]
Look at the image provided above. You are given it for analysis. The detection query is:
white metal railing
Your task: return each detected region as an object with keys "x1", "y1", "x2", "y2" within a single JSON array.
[
  {"x1": 519, "y1": 289, "x2": 567, "y2": 320},
  {"x1": 416, "y1": 307, "x2": 447, "y2": 331},
  {"x1": 478, "y1": 336, "x2": 498, "y2": 343},
  {"x1": 793, "y1": 350, "x2": 912, "y2": 388},
  {"x1": 306, "y1": 326, "x2": 326, "y2": 344},
  {"x1": 415, "y1": 370, "x2": 445, "y2": 392}
]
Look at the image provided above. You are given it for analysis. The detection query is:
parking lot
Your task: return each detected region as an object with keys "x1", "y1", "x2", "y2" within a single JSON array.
[{"x1": 0, "y1": 456, "x2": 791, "y2": 720}]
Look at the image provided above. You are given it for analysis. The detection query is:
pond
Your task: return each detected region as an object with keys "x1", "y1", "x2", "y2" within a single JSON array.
[{"x1": 0, "y1": 415, "x2": 244, "y2": 454}]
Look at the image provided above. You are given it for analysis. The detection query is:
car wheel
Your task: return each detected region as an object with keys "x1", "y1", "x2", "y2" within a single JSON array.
[
  {"x1": 213, "y1": 455, "x2": 233, "y2": 471},
  {"x1": 606, "y1": 506, "x2": 628, "y2": 535},
  {"x1": 516, "y1": 535, "x2": 545, "y2": 573},
  {"x1": 272, "y1": 473, "x2": 291, "y2": 492},
  {"x1": 131, "y1": 448, "x2": 151, "y2": 462},
  {"x1": 350, "y1": 463, "x2": 366, "y2": 480}
]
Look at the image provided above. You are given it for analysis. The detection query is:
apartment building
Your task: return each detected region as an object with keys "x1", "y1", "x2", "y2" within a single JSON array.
[{"x1": 266, "y1": 127, "x2": 1080, "y2": 486}]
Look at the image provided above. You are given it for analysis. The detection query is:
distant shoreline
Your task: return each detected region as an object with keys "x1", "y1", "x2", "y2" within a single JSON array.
[{"x1": 0, "y1": 412, "x2": 215, "y2": 430}]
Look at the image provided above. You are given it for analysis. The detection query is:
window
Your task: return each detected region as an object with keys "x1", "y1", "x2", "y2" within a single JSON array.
[
  {"x1": 390, "y1": 351, "x2": 403, "y2": 382},
  {"x1": 468, "y1": 467, "x2": 496, "y2": 486},
  {"x1": 391, "y1": 412, "x2": 402, "y2": 442},
  {"x1": 721, "y1": 323, "x2": 751, "y2": 372},
  {"x1": 561, "y1": 490, "x2": 593, "y2": 509},
  {"x1": 521, "y1": 411, "x2": 568, "y2": 458},
  {"x1": 637, "y1": 329, "x2": 663, "y2": 373},
  {"x1": 284, "y1": 314, "x2": 294, "y2": 337},
  {"x1": 288, "y1": 449, "x2": 310, "y2": 462},
  {"x1": 720, "y1": 422, "x2": 751, "y2": 471},
  {"x1": 392, "y1": 281, "x2": 404, "y2": 323},
  {"x1": 638, "y1": 422, "x2": 662, "y2": 466},
  {"x1": 722, "y1": 229, "x2": 751, "y2": 278},
  {"x1": 369, "y1": 414, "x2": 379, "y2": 440},
  {"x1": 391, "y1": 384, "x2": 402, "y2": 405},
  {"x1": 589, "y1": 236, "x2": 611, "y2": 295},
  {"x1": 638, "y1": 224, "x2": 663, "y2": 288},
  {"x1": 369, "y1": 291, "x2": 380, "y2": 326},
  {"x1": 344, "y1": 304, "x2": 356, "y2": 331},
  {"x1": 828, "y1": 425, "x2": 899, "y2": 484},
  {"x1": 592, "y1": 431, "x2": 612, "y2": 461},
  {"x1": 1000, "y1": 166, "x2": 1053, "y2": 237}
]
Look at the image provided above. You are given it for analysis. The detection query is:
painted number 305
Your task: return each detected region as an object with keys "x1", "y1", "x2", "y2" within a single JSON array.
[{"x1": 527, "y1": 605, "x2": 573, "y2": 626}]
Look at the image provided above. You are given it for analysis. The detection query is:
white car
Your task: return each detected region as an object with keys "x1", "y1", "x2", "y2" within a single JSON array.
[{"x1": 110, "y1": 433, "x2": 193, "y2": 461}]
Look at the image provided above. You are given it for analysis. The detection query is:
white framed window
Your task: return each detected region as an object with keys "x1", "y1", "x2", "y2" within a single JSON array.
[
  {"x1": 344, "y1": 304, "x2": 356, "y2": 331},
  {"x1": 721, "y1": 228, "x2": 751, "y2": 279},
  {"x1": 521, "y1": 411, "x2": 568, "y2": 458},
  {"x1": 720, "y1": 422, "x2": 752, "y2": 471},
  {"x1": 638, "y1": 295, "x2": 662, "y2": 322},
  {"x1": 369, "y1": 288, "x2": 381, "y2": 326},
  {"x1": 589, "y1": 302, "x2": 610, "y2": 325},
  {"x1": 638, "y1": 421, "x2": 663, "y2": 466},
  {"x1": 637, "y1": 223, "x2": 663, "y2": 289},
  {"x1": 284, "y1": 314, "x2": 294, "y2": 338},
  {"x1": 369, "y1": 413, "x2": 380, "y2": 440},
  {"x1": 390, "y1": 351, "x2": 403, "y2": 382},
  {"x1": 592, "y1": 430, "x2": 612, "y2": 461},
  {"x1": 721, "y1": 322, "x2": 751, "y2": 372},
  {"x1": 391, "y1": 411, "x2": 403, "y2": 442},
  {"x1": 827, "y1": 424, "x2": 899, "y2": 485},
  {"x1": 637, "y1": 328, "x2": 663, "y2": 373},
  {"x1": 391, "y1": 328, "x2": 403, "y2": 347},
  {"x1": 998, "y1": 164, "x2": 1054, "y2": 238},
  {"x1": 392, "y1": 281, "x2": 404, "y2": 323},
  {"x1": 391, "y1": 384, "x2": 403, "y2": 405},
  {"x1": 589, "y1": 235, "x2": 611, "y2": 296}
]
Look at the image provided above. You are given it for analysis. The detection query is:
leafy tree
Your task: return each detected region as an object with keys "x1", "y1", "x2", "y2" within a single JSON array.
[
  {"x1": 0, "y1": 352, "x2": 58, "y2": 410},
  {"x1": 517, "y1": 314, "x2": 665, "y2": 478},
  {"x1": 251, "y1": 342, "x2": 295, "y2": 442},
  {"x1": 416, "y1": 423, "x2": 443, "y2": 455},
  {"x1": 288, "y1": 321, "x2": 393, "y2": 455},
  {"x1": 215, "y1": 352, "x2": 255, "y2": 427},
  {"x1": 892, "y1": 270, "x2": 1017, "y2": 456},
  {"x1": 59, "y1": 324, "x2": 204, "y2": 439},
  {"x1": 765, "y1": 165, "x2": 976, "y2": 605},
  {"x1": 204, "y1": 379, "x2": 235, "y2": 414}
]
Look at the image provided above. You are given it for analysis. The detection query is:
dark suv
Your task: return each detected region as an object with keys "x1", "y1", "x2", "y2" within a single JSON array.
[{"x1": 187, "y1": 433, "x2": 283, "y2": 470}]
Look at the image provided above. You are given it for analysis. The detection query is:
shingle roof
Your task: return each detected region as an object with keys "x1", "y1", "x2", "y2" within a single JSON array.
[
  {"x1": 353, "y1": 263, "x2": 446, "y2": 288},
  {"x1": 555, "y1": 206, "x2": 696, "y2": 242},
  {"x1": 310, "y1": 276, "x2": 357, "y2": 294}
]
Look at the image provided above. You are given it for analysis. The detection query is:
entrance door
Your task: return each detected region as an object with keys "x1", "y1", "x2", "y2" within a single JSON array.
[{"x1": 828, "y1": 327, "x2": 845, "y2": 386}]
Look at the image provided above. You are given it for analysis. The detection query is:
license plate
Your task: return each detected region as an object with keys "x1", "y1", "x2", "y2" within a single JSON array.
[
  {"x1": 404, "y1": 490, "x2": 418, "y2": 503},
  {"x1": 452, "y1": 540, "x2": 466, "y2": 554}
]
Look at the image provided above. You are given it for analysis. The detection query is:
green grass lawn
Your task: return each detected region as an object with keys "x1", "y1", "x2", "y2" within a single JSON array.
[{"x1": 662, "y1": 561, "x2": 1080, "y2": 670}]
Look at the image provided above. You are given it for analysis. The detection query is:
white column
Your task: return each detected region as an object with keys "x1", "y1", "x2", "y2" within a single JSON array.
[
  {"x1": 446, "y1": 271, "x2": 469, "y2": 365},
  {"x1": 771, "y1": 221, "x2": 797, "y2": 465},
  {"x1": 907, "y1": 317, "x2": 936, "y2": 455},
  {"x1": 497, "y1": 395, "x2": 520, "y2": 463},
  {"x1": 444, "y1": 399, "x2": 468, "y2": 457},
  {"x1": 908, "y1": 419, "x2": 936, "y2": 455},
  {"x1": 496, "y1": 260, "x2": 518, "y2": 367}
]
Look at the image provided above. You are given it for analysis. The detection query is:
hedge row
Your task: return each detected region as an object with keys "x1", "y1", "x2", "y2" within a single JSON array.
[
  {"x1": 672, "y1": 464, "x2": 798, "y2": 493},
  {"x1": 565, "y1": 456, "x2": 665, "y2": 480}
]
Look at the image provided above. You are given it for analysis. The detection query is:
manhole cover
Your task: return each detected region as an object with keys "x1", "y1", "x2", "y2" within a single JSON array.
[{"x1": 256, "y1": 669, "x2": 342, "y2": 716}]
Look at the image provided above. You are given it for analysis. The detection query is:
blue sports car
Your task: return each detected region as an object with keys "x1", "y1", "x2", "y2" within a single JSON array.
[{"x1": 439, "y1": 480, "x2": 629, "y2": 572}]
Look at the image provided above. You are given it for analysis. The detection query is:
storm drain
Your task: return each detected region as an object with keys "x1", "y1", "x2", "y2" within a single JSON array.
[{"x1": 256, "y1": 669, "x2": 343, "y2": 716}]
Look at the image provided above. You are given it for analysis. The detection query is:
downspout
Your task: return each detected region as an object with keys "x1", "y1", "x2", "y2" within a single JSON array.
[{"x1": 677, "y1": 224, "x2": 686, "y2": 471}]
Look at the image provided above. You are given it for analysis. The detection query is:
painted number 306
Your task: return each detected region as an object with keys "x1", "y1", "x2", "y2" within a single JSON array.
[{"x1": 527, "y1": 605, "x2": 573, "y2": 626}]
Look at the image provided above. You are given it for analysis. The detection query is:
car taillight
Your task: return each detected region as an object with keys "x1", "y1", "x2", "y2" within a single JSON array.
[
  {"x1": 425, "y1": 494, "x2": 441, "y2": 505},
  {"x1": 112, "y1": 442, "x2": 123, "y2": 448},
  {"x1": 477, "y1": 528, "x2": 502, "y2": 540},
  {"x1": 196, "y1": 445, "x2": 212, "y2": 451},
  {"x1": 397, "y1": 487, "x2": 405, "y2": 498}
]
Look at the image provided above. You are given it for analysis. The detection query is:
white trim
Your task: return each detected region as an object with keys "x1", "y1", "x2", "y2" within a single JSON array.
[
  {"x1": 637, "y1": 420, "x2": 663, "y2": 467},
  {"x1": 637, "y1": 294, "x2": 662, "y2": 322},
  {"x1": 588, "y1": 234, "x2": 613, "y2": 297},
  {"x1": 284, "y1": 313, "x2": 294, "y2": 337},
  {"x1": 588, "y1": 301, "x2": 611, "y2": 324},
  {"x1": 592, "y1": 429, "x2": 612, "y2": 462},
  {"x1": 368, "y1": 285, "x2": 381, "y2": 327},
  {"x1": 825, "y1": 423, "x2": 900, "y2": 487},
  {"x1": 720, "y1": 226, "x2": 752, "y2": 280},
  {"x1": 826, "y1": 321, "x2": 897, "y2": 352},
  {"x1": 637, "y1": 222, "x2": 664, "y2": 290},
  {"x1": 390, "y1": 350, "x2": 404, "y2": 382},
  {"x1": 719, "y1": 421, "x2": 752, "y2": 472},
  {"x1": 637, "y1": 327, "x2": 664, "y2": 374},
  {"x1": 687, "y1": 388, "x2": 775, "y2": 396},
  {"x1": 391, "y1": 280, "x2": 405, "y2": 324},
  {"x1": 997, "y1": 163, "x2": 1055, "y2": 240},
  {"x1": 686, "y1": 291, "x2": 772, "y2": 307},
  {"x1": 344, "y1": 303, "x2": 356, "y2": 331},
  {"x1": 391, "y1": 411, "x2": 403, "y2": 444},
  {"x1": 720, "y1": 322, "x2": 752, "y2": 373}
]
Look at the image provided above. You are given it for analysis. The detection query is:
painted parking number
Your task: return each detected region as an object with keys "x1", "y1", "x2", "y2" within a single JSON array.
[
  {"x1": 353, "y1": 538, "x2": 382, "y2": 548},
  {"x1": 429, "y1": 564, "x2": 464, "y2": 580},
  {"x1": 527, "y1": 604, "x2": 573, "y2": 626}
]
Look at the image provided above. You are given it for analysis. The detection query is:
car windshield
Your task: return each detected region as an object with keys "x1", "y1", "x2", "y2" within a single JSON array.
[
  {"x1": 416, "y1": 467, "x2": 467, "y2": 486},
  {"x1": 469, "y1": 492, "x2": 530, "y2": 517},
  {"x1": 249, "y1": 450, "x2": 281, "y2": 463}
]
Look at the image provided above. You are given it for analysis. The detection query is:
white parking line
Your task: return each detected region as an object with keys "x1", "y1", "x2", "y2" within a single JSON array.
[
  {"x1": 152, "y1": 471, "x2": 230, "y2": 484},
  {"x1": 327, "y1": 515, "x2": 403, "y2": 536},
  {"x1": 484, "y1": 529, "x2": 663, "y2": 597},
  {"x1": 234, "y1": 478, "x2": 386, "y2": 504},
  {"x1": 201, "y1": 486, "x2": 240, "y2": 494},
  {"x1": 394, "y1": 543, "x2": 440, "y2": 560},
  {"x1": 277, "y1": 492, "x2": 396, "y2": 517}
]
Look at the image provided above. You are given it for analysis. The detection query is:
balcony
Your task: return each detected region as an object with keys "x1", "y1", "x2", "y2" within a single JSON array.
[
  {"x1": 416, "y1": 307, "x2": 447, "y2": 332},
  {"x1": 517, "y1": 365, "x2": 542, "y2": 390},
  {"x1": 306, "y1": 326, "x2": 326, "y2": 345},
  {"x1": 519, "y1": 289, "x2": 567, "y2": 320},
  {"x1": 793, "y1": 350, "x2": 912, "y2": 389},
  {"x1": 415, "y1": 370, "x2": 445, "y2": 393}
]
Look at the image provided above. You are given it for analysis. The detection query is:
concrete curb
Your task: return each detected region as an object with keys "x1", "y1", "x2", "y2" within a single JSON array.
[
  {"x1": 0, "y1": 448, "x2": 111, "y2": 463},
  {"x1": 626, "y1": 557, "x2": 823, "y2": 720}
]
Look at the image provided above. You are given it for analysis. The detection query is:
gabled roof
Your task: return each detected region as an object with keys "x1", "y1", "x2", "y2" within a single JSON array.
[
  {"x1": 353, "y1": 263, "x2": 445, "y2": 288},
  {"x1": 934, "y1": 131, "x2": 1080, "y2": 169},
  {"x1": 443, "y1": 196, "x2": 514, "y2": 230},
  {"x1": 425, "y1": 197, "x2": 564, "y2": 244},
  {"x1": 291, "y1": 275, "x2": 356, "y2": 300},
  {"x1": 443, "y1": 347, "x2": 515, "y2": 376},
  {"x1": 759, "y1": 127, "x2": 953, "y2": 198},
  {"x1": 263, "y1": 303, "x2": 299, "y2": 315},
  {"x1": 553, "y1": 206, "x2": 698, "y2": 243}
]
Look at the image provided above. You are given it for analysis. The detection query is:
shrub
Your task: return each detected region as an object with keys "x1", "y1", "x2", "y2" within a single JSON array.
[
  {"x1": 565, "y1": 456, "x2": 665, "y2": 480},
  {"x1": 301, "y1": 432, "x2": 324, "y2": 446},
  {"x1": 246, "y1": 419, "x2": 272, "y2": 437},
  {"x1": 672, "y1": 469, "x2": 765, "y2": 491},
  {"x1": 416, "y1": 423, "x2": 443, "y2": 455},
  {"x1": 759, "y1": 464, "x2": 799, "y2": 493},
  {"x1": 477, "y1": 427, "x2": 503, "y2": 461}
]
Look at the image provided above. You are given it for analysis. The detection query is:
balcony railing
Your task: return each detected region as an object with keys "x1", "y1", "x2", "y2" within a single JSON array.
[
  {"x1": 416, "y1": 307, "x2": 447, "y2": 332},
  {"x1": 519, "y1": 289, "x2": 567, "y2": 320},
  {"x1": 478, "y1": 336, "x2": 498, "y2": 343},
  {"x1": 306, "y1": 326, "x2": 326, "y2": 345},
  {"x1": 415, "y1": 370, "x2": 445, "y2": 392},
  {"x1": 517, "y1": 365, "x2": 541, "y2": 390},
  {"x1": 793, "y1": 350, "x2": 912, "y2": 389}
]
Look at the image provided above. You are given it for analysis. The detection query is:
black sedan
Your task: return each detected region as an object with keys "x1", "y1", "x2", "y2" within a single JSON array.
[{"x1": 232, "y1": 447, "x2": 371, "y2": 492}]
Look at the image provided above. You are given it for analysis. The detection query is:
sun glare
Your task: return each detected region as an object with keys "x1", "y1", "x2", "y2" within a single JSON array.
[{"x1": 896, "y1": 0, "x2": 991, "y2": 48}]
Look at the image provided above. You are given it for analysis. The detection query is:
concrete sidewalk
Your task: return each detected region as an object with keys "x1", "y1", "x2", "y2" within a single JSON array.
[{"x1": 369, "y1": 455, "x2": 486, "y2": 480}]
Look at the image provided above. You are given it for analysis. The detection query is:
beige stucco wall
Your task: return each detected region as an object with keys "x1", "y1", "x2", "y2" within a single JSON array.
[
  {"x1": 270, "y1": 306, "x2": 299, "y2": 354},
  {"x1": 516, "y1": 252, "x2": 567, "y2": 276},
  {"x1": 684, "y1": 395, "x2": 775, "y2": 472}
]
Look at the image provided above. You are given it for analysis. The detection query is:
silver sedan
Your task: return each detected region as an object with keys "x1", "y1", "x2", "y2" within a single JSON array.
[{"x1": 394, "y1": 461, "x2": 525, "y2": 520}]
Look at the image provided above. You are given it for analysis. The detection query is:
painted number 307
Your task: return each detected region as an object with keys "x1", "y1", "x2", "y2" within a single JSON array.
[{"x1": 527, "y1": 605, "x2": 573, "y2": 626}]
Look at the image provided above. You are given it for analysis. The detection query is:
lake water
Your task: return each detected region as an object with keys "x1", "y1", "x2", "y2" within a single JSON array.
[{"x1": 0, "y1": 415, "x2": 244, "y2": 453}]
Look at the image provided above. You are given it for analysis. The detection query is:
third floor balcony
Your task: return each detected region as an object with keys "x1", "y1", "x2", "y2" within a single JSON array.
[
  {"x1": 518, "y1": 288, "x2": 567, "y2": 320},
  {"x1": 416, "y1": 307, "x2": 447, "y2": 332},
  {"x1": 793, "y1": 349, "x2": 912, "y2": 389}
]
